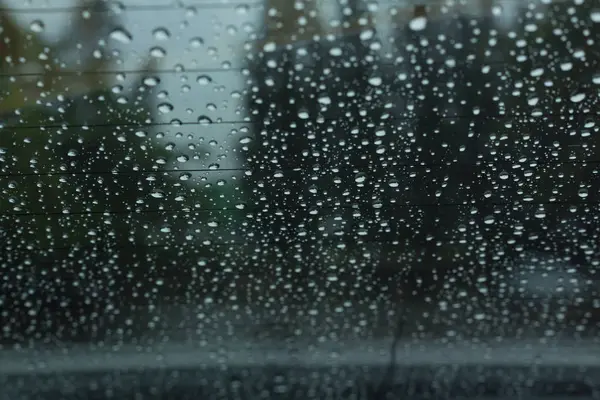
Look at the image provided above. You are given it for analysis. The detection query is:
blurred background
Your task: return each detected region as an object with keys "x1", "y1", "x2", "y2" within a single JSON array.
[{"x1": 0, "y1": 0, "x2": 599, "y2": 350}]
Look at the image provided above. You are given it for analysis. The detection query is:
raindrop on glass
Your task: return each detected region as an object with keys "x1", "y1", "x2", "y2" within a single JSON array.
[
  {"x1": 409, "y1": 16, "x2": 427, "y2": 31},
  {"x1": 29, "y1": 20, "x2": 45, "y2": 33},
  {"x1": 152, "y1": 27, "x2": 171, "y2": 40},
  {"x1": 109, "y1": 27, "x2": 133, "y2": 44}
]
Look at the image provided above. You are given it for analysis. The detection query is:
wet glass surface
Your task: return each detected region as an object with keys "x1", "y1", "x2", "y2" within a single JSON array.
[{"x1": 0, "y1": 0, "x2": 599, "y2": 397}]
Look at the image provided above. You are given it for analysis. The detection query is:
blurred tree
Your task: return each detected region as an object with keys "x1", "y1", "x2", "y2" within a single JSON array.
[{"x1": 0, "y1": 0, "x2": 216, "y2": 344}]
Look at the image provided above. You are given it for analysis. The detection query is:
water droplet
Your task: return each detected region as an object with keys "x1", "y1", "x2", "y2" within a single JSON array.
[
  {"x1": 198, "y1": 115, "x2": 213, "y2": 125},
  {"x1": 530, "y1": 67, "x2": 544, "y2": 77},
  {"x1": 570, "y1": 92, "x2": 586, "y2": 103},
  {"x1": 143, "y1": 76, "x2": 160, "y2": 86},
  {"x1": 197, "y1": 75, "x2": 212, "y2": 85},
  {"x1": 30, "y1": 20, "x2": 45, "y2": 33},
  {"x1": 527, "y1": 96, "x2": 539, "y2": 106},
  {"x1": 152, "y1": 27, "x2": 171, "y2": 40},
  {"x1": 329, "y1": 47, "x2": 343, "y2": 56},
  {"x1": 109, "y1": 27, "x2": 133, "y2": 44},
  {"x1": 578, "y1": 188, "x2": 588, "y2": 198},
  {"x1": 263, "y1": 41, "x2": 276, "y2": 52},
  {"x1": 151, "y1": 190, "x2": 165, "y2": 199},
  {"x1": 158, "y1": 103, "x2": 173, "y2": 113},
  {"x1": 483, "y1": 215, "x2": 495, "y2": 225},
  {"x1": 368, "y1": 76, "x2": 382, "y2": 86},
  {"x1": 591, "y1": 10, "x2": 600, "y2": 23},
  {"x1": 189, "y1": 37, "x2": 204, "y2": 48},
  {"x1": 177, "y1": 155, "x2": 189, "y2": 163},
  {"x1": 150, "y1": 47, "x2": 166, "y2": 58},
  {"x1": 409, "y1": 16, "x2": 427, "y2": 31},
  {"x1": 360, "y1": 29, "x2": 374, "y2": 40},
  {"x1": 534, "y1": 209, "x2": 546, "y2": 219},
  {"x1": 355, "y1": 173, "x2": 367, "y2": 183},
  {"x1": 318, "y1": 95, "x2": 331, "y2": 105},
  {"x1": 298, "y1": 109, "x2": 310, "y2": 119}
]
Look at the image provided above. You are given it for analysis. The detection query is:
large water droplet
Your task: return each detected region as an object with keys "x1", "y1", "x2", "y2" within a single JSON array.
[
  {"x1": 189, "y1": 37, "x2": 204, "y2": 48},
  {"x1": 534, "y1": 209, "x2": 546, "y2": 219},
  {"x1": 30, "y1": 20, "x2": 45, "y2": 33},
  {"x1": 150, "y1": 47, "x2": 166, "y2": 58},
  {"x1": 263, "y1": 41, "x2": 277, "y2": 52},
  {"x1": 158, "y1": 103, "x2": 173, "y2": 113},
  {"x1": 409, "y1": 16, "x2": 427, "y2": 31},
  {"x1": 152, "y1": 27, "x2": 171, "y2": 40},
  {"x1": 368, "y1": 76, "x2": 382, "y2": 86},
  {"x1": 570, "y1": 92, "x2": 586, "y2": 103},
  {"x1": 143, "y1": 76, "x2": 160, "y2": 86},
  {"x1": 197, "y1": 75, "x2": 212, "y2": 85},
  {"x1": 298, "y1": 109, "x2": 310, "y2": 119},
  {"x1": 109, "y1": 27, "x2": 133, "y2": 44},
  {"x1": 151, "y1": 190, "x2": 165, "y2": 199},
  {"x1": 198, "y1": 115, "x2": 212, "y2": 125}
]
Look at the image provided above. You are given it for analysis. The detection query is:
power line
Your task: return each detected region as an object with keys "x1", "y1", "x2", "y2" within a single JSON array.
[
  {"x1": 2, "y1": 199, "x2": 597, "y2": 218},
  {"x1": 0, "y1": 158, "x2": 599, "y2": 179},
  {"x1": 0, "y1": 109, "x2": 595, "y2": 130},
  {"x1": 0, "y1": 0, "x2": 561, "y2": 14},
  {"x1": 0, "y1": 2, "x2": 263, "y2": 14}
]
